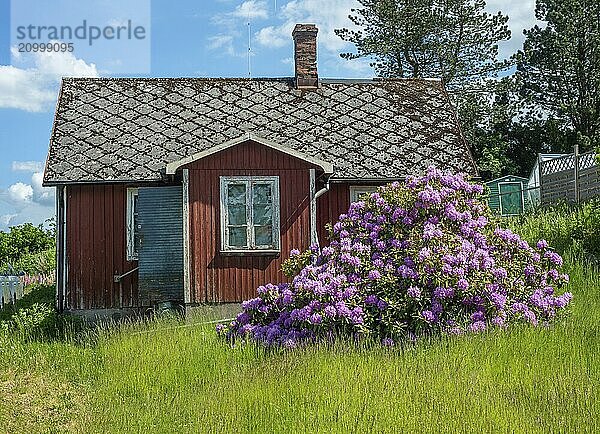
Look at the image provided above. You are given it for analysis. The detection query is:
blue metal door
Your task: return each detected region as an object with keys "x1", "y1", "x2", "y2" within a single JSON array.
[{"x1": 137, "y1": 186, "x2": 184, "y2": 304}]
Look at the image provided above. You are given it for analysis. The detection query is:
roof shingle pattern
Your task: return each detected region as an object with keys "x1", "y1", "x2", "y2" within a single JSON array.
[{"x1": 43, "y1": 77, "x2": 477, "y2": 184}]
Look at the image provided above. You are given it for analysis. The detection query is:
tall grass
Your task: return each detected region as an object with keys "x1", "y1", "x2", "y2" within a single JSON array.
[
  {"x1": 82, "y1": 252, "x2": 599, "y2": 433},
  {"x1": 1, "y1": 207, "x2": 599, "y2": 433},
  {"x1": 505, "y1": 199, "x2": 600, "y2": 258}
]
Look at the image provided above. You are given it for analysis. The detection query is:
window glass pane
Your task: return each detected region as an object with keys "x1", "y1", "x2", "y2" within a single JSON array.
[
  {"x1": 351, "y1": 187, "x2": 377, "y2": 202},
  {"x1": 253, "y1": 184, "x2": 272, "y2": 204},
  {"x1": 228, "y1": 205, "x2": 247, "y2": 225},
  {"x1": 229, "y1": 227, "x2": 248, "y2": 247},
  {"x1": 254, "y1": 225, "x2": 273, "y2": 246},
  {"x1": 253, "y1": 204, "x2": 272, "y2": 225},
  {"x1": 227, "y1": 184, "x2": 247, "y2": 205}
]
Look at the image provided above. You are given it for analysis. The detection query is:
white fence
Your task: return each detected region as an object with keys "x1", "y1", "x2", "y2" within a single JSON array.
[{"x1": 0, "y1": 276, "x2": 25, "y2": 309}]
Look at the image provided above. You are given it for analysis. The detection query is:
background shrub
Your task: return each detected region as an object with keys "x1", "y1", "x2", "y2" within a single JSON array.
[
  {"x1": 0, "y1": 285, "x2": 82, "y2": 341},
  {"x1": 0, "y1": 221, "x2": 55, "y2": 275},
  {"x1": 0, "y1": 284, "x2": 55, "y2": 321},
  {"x1": 506, "y1": 199, "x2": 600, "y2": 259}
]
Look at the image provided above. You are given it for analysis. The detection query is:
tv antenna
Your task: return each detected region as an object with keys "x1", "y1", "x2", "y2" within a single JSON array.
[{"x1": 247, "y1": 20, "x2": 251, "y2": 77}]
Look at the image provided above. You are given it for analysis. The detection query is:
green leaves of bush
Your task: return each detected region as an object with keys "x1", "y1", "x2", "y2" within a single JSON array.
[{"x1": 11, "y1": 303, "x2": 59, "y2": 340}]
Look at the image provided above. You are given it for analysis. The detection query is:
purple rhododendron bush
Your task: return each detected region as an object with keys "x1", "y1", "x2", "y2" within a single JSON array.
[{"x1": 219, "y1": 167, "x2": 573, "y2": 347}]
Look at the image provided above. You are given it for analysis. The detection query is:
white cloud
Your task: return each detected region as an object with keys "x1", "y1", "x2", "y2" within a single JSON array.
[
  {"x1": 249, "y1": 0, "x2": 538, "y2": 77},
  {"x1": 0, "y1": 214, "x2": 18, "y2": 228},
  {"x1": 0, "y1": 48, "x2": 98, "y2": 112},
  {"x1": 231, "y1": 1, "x2": 269, "y2": 20},
  {"x1": 8, "y1": 164, "x2": 53, "y2": 205},
  {"x1": 11, "y1": 161, "x2": 44, "y2": 172},
  {"x1": 255, "y1": 0, "x2": 359, "y2": 52},
  {"x1": 256, "y1": 25, "x2": 291, "y2": 48},
  {"x1": 0, "y1": 201, "x2": 55, "y2": 232},
  {"x1": 486, "y1": 0, "x2": 540, "y2": 58},
  {"x1": 208, "y1": 35, "x2": 235, "y2": 50},
  {"x1": 207, "y1": 34, "x2": 248, "y2": 58},
  {"x1": 107, "y1": 18, "x2": 129, "y2": 28},
  {"x1": 34, "y1": 50, "x2": 98, "y2": 77},
  {"x1": 337, "y1": 56, "x2": 373, "y2": 75},
  {"x1": 251, "y1": 0, "x2": 372, "y2": 77},
  {"x1": 0, "y1": 66, "x2": 58, "y2": 112},
  {"x1": 8, "y1": 183, "x2": 33, "y2": 203},
  {"x1": 209, "y1": 1, "x2": 274, "y2": 60},
  {"x1": 255, "y1": 0, "x2": 537, "y2": 55},
  {"x1": 0, "y1": 170, "x2": 56, "y2": 231},
  {"x1": 31, "y1": 172, "x2": 54, "y2": 205},
  {"x1": 208, "y1": 35, "x2": 236, "y2": 56},
  {"x1": 213, "y1": 0, "x2": 270, "y2": 26}
]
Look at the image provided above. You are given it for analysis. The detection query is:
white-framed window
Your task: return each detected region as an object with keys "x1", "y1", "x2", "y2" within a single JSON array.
[
  {"x1": 220, "y1": 176, "x2": 280, "y2": 253},
  {"x1": 126, "y1": 188, "x2": 140, "y2": 260},
  {"x1": 350, "y1": 186, "x2": 379, "y2": 203}
]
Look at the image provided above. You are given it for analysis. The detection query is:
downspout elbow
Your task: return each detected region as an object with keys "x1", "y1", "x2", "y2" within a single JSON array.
[
  {"x1": 311, "y1": 174, "x2": 332, "y2": 247},
  {"x1": 314, "y1": 176, "x2": 331, "y2": 199}
]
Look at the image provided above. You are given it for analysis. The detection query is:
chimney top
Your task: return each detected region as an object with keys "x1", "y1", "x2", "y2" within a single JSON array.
[
  {"x1": 292, "y1": 24, "x2": 318, "y2": 89},
  {"x1": 293, "y1": 23, "x2": 318, "y2": 37}
]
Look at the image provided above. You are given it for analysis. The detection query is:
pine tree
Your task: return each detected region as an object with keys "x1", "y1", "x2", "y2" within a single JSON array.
[
  {"x1": 335, "y1": 0, "x2": 511, "y2": 89},
  {"x1": 516, "y1": 0, "x2": 600, "y2": 150}
]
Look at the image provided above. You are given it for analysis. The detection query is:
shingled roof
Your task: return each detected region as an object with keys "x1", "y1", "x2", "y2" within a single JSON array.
[{"x1": 43, "y1": 77, "x2": 477, "y2": 185}]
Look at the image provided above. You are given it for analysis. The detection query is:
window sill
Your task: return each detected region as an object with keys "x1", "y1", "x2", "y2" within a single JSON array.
[{"x1": 220, "y1": 249, "x2": 280, "y2": 256}]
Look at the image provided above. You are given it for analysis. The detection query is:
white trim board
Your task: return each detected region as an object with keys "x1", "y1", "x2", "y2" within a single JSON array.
[
  {"x1": 219, "y1": 175, "x2": 281, "y2": 253},
  {"x1": 182, "y1": 169, "x2": 191, "y2": 304},
  {"x1": 166, "y1": 133, "x2": 334, "y2": 175},
  {"x1": 125, "y1": 187, "x2": 139, "y2": 261}
]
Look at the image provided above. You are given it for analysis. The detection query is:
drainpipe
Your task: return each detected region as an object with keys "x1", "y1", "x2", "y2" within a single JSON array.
[{"x1": 311, "y1": 173, "x2": 332, "y2": 247}]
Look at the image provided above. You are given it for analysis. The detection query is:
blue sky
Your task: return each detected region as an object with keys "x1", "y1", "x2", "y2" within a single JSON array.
[{"x1": 0, "y1": 0, "x2": 539, "y2": 231}]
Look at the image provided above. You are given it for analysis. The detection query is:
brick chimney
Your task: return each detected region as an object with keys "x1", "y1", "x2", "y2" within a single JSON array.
[{"x1": 292, "y1": 24, "x2": 318, "y2": 88}]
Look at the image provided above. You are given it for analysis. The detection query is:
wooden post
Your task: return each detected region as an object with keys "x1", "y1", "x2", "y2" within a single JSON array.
[
  {"x1": 55, "y1": 186, "x2": 64, "y2": 311},
  {"x1": 537, "y1": 153, "x2": 543, "y2": 205},
  {"x1": 574, "y1": 144, "x2": 580, "y2": 203},
  {"x1": 182, "y1": 169, "x2": 191, "y2": 305}
]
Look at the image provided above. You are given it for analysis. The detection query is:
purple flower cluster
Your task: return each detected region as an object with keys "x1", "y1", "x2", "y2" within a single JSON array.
[{"x1": 221, "y1": 166, "x2": 573, "y2": 347}]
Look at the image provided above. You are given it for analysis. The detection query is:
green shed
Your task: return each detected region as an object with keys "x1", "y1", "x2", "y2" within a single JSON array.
[{"x1": 485, "y1": 175, "x2": 530, "y2": 216}]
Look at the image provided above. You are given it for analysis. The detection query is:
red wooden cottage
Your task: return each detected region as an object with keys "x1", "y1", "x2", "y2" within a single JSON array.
[{"x1": 43, "y1": 24, "x2": 477, "y2": 315}]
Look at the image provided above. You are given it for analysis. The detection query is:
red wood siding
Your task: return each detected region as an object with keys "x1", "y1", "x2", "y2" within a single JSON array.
[
  {"x1": 186, "y1": 140, "x2": 317, "y2": 303},
  {"x1": 316, "y1": 183, "x2": 350, "y2": 245},
  {"x1": 66, "y1": 184, "x2": 139, "y2": 310}
]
